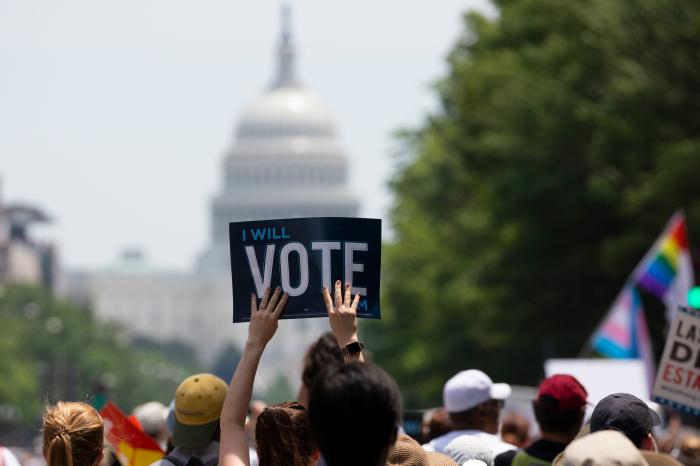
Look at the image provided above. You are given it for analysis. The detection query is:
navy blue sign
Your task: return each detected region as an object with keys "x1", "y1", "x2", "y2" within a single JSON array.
[{"x1": 229, "y1": 217, "x2": 381, "y2": 322}]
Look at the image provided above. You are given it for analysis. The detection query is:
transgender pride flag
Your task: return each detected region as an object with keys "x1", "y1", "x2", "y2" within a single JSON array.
[
  {"x1": 592, "y1": 284, "x2": 649, "y2": 358},
  {"x1": 633, "y1": 212, "x2": 694, "y2": 322},
  {"x1": 592, "y1": 284, "x2": 654, "y2": 390}
]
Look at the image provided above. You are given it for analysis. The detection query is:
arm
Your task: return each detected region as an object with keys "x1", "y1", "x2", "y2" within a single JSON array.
[
  {"x1": 219, "y1": 287, "x2": 288, "y2": 466},
  {"x1": 323, "y1": 280, "x2": 364, "y2": 362}
]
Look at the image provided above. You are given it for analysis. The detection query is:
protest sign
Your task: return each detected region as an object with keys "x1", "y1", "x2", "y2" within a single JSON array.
[
  {"x1": 101, "y1": 401, "x2": 164, "y2": 466},
  {"x1": 229, "y1": 217, "x2": 381, "y2": 322},
  {"x1": 653, "y1": 306, "x2": 700, "y2": 414}
]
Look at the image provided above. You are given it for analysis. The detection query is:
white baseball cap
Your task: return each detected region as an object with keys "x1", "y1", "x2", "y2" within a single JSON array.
[{"x1": 443, "y1": 369, "x2": 511, "y2": 413}]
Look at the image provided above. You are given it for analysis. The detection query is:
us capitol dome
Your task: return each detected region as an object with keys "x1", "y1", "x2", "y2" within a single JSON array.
[{"x1": 197, "y1": 6, "x2": 359, "y2": 273}]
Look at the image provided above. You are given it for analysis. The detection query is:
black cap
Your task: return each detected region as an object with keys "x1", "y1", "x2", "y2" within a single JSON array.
[{"x1": 590, "y1": 393, "x2": 661, "y2": 447}]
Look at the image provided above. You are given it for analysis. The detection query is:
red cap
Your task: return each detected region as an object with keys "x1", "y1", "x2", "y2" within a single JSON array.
[{"x1": 536, "y1": 374, "x2": 588, "y2": 412}]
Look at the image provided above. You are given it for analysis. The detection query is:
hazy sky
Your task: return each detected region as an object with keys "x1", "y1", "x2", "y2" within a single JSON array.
[{"x1": 2, "y1": 0, "x2": 494, "y2": 271}]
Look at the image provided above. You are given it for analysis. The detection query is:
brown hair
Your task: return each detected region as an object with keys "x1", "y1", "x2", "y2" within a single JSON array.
[
  {"x1": 301, "y1": 332, "x2": 344, "y2": 388},
  {"x1": 255, "y1": 401, "x2": 316, "y2": 466},
  {"x1": 43, "y1": 402, "x2": 104, "y2": 466}
]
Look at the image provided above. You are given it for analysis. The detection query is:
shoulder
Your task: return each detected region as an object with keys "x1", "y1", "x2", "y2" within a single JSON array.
[
  {"x1": 493, "y1": 439, "x2": 517, "y2": 455},
  {"x1": 422, "y1": 432, "x2": 453, "y2": 452},
  {"x1": 422, "y1": 440, "x2": 437, "y2": 452},
  {"x1": 2, "y1": 448, "x2": 22, "y2": 466},
  {"x1": 151, "y1": 455, "x2": 182, "y2": 466}
]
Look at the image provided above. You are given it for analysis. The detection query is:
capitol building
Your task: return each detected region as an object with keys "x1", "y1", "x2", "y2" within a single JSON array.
[
  {"x1": 197, "y1": 6, "x2": 357, "y2": 273},
  {"x1": 63, "y1": 7, "x2": 359, "y2": 391}
]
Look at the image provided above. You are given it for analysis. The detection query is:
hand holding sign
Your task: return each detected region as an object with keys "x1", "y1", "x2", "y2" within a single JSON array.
[
  {"x1": 324, "y1": 280, "x2": 360, "y2": 347},
  {"x1": 247, "y1": 286, "x2": 289, "y2": 350},
  {"x1": 324, "y1": 280, "x2": 364, "y2": 362}
]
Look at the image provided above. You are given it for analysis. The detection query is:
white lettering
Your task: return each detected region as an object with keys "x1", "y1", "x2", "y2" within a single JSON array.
[
  {"x1": 245, "y1": 245, "x2": 275, "y2": 297},
  {"x1": 344, "y1": 242, "x2": 368, "y2": 295},
  {"x1": 280, "y1": 242, "x2": 309, "y2": 297},
  {"x1": 311, "y1": 241, "x2": 341, "y2": 290}
]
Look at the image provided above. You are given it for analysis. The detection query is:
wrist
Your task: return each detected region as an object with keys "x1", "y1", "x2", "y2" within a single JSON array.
[
  {"x1": 336, "y1": 334, "x2": 359, "y2": 348},
  {"x1": 340, "y1": 340, "x2": 365, "y2": 358},
  {"x1": 245, "y1": 339, "x2": 267, "y2": 353}
]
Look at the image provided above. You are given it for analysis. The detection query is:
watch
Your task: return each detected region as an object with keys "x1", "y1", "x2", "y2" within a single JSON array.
[{"x1": 342, "y1": 341, "x2": 365, "y2": 357}]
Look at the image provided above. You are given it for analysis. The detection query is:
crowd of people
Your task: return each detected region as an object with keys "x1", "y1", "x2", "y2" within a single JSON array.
[{"x1": 8, "y1": 281, "x2": 700, "y2": 466}]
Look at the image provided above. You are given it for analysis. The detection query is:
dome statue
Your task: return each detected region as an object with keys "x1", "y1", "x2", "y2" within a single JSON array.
[{"x1": 197, "y1": 4, "x2": 359, "y2": 274}]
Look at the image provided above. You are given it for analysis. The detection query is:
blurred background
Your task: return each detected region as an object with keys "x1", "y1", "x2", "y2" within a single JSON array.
[{"x1": 3, "y1": 0, "x2": 700, "y2": 451}]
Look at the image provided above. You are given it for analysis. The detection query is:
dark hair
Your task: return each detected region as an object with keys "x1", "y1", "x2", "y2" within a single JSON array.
[
  {"x1": 42, "y1": 402, "x2": 104, "y2": 466},
  {"x1": 302, "y1": 332, "x2": 344, "y2": 388},
  {"x1": 255, "y1": 401, "x2": 316, "y2": 466},
  {"x1": 533, "y1": 396, "x2": 584, "y2": 434},
  {"x1": 308, "y1": 362, "x2": 402, "y2": 466}
]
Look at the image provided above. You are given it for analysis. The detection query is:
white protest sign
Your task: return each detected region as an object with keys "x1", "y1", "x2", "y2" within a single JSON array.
[{"x1": 653, "y1": 306, "x2": 700, "y2": 414}]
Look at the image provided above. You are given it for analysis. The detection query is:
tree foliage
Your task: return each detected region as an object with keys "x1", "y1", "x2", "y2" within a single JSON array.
[
  {"x1": 367, "y1": 0, "x2": 700, "y2": 407},
  {"x1": 0, "y1": 285, "x2": 199, "y2": 442}
]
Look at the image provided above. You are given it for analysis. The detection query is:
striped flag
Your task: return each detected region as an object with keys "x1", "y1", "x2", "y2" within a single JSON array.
[
  {"x1": 591, "y1": 284, "x2": 655, "y2": 392},
  {"x1": 633, "y1": 212, "x2": 694, "y2": 322},
  {"x1": 101, "y1": 401, "x2": 164, "y2": 466}
]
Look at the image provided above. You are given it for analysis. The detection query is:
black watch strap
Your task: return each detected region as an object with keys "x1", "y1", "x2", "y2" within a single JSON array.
[{"x1": 342, "y1": 341, "x2": 365, "y2": 357}]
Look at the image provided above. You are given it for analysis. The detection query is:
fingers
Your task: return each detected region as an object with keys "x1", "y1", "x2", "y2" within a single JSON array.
[
  {"x1": 344, "y1": 282, "x2": 351, "y2": 307},
  {"x1": 350, "y1": 293, "x2": 360, "y2": 312},
  {"x1": 323, "y1": 286, "x2": 334, "y2": 315},
  {"x1": 267, "y1": 286, "x2": 282, "y2": 311},
  {"x1": 260, "y1": 287, "x2": 271, "y2": 310},
  {"x1": 251, "y1": 293, "x2": 258, "y2": 313},
  {"x1": 273, "y1": 292, "x2": 289, "y2": 316},
  {"x1": 334, "y1": 280, "x2": 342, "y2": 310}
]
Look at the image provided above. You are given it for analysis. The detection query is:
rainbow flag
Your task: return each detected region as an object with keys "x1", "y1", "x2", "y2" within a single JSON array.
[
  {"x1": 592, "y1": 284, "x2": 655, "y2": 391},
  {"x1": 633, "y1": 212, "x2": 694, "y2": 321}
]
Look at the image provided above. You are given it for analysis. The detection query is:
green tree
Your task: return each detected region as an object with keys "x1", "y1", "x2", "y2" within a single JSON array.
[
  {"x1": 0, "y1": 285, "x2": 200, "y2": 442},
  {"x1": 367, "y1": 0, "x2": 700, "y2": 407}
]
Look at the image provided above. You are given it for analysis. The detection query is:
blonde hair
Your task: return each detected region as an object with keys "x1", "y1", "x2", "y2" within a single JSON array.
[{"x1": 42, "y1": 402, "x2": 104, "y2": 466}]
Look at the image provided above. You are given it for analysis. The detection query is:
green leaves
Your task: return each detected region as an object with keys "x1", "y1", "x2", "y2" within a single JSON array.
[
  {"x1": 369, "y1": 0, "x2": 700, "y2": 407},
  {"x1": 0, "y1": 285, "x2": 198, "y2": 436}
]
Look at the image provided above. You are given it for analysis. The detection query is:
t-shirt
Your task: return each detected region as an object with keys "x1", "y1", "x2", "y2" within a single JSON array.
[
  {"x1": 422, "y1": 430, "x2": 516, "y2": 456},
  {"x1": 494, "y1": 439, "x2": 568, "y2": 466},
  {"x1": 150, "y1": 442, "x2": 219, "y2": 466}
]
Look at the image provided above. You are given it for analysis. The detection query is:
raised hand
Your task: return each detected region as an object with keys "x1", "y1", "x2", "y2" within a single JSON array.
[
  {"x1": 323, "y1": 280, "x2": 360, "y2": 348},
  {"x1": 247, "y1": 286, "x2": 288, "y2": 349},
  {"x1": 221, "y1": 286, "x2": 288, "y2": 466}
]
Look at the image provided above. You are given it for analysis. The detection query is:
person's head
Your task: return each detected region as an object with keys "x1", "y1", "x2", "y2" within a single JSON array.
[
  {"x1": 255, "y1": 401, "x2": 317, "y2": 466},
  {"x1": 557, "y1": 430, "x2": 649, "y2": 466},
  {"x1": 387, "y1": 435, "x2": 457, "y2": 466},
  {"x1": 678, "y1": 436, "x2": 700, "y2": 466},
  {"x1": 590, "y1": 393, "x2": 660, "y2": 449},
  {"x1": 172, "y1": 373, "x2": 227, "y2": 449},
  {"x1": 422, "y1": 408, "x2": 452, "y2": 443},
  {"x1": 132, "y1": 401, "x2": 169, "y2": 448},
  {"x1": 298, "y1": 332, "x2": 344, "y2": 407},
  {"x1": 245, "y1": 400, "x2": 267, "y2": 445},
  {"x1": 533, "y1": 374, "x2": 587, "y2": 441},
  {"x1": 500, "y1": 412, "x2": 530, "y2": 448},
  {"x1": 443, "y1": 369, "x2": 511, "y2": 434},
  {"x1": 308, "y1": 362, "x2": 402, "y2": 466},
  {"x1": 42, "y1": 401, "x2": 104, "y2": 466}
]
